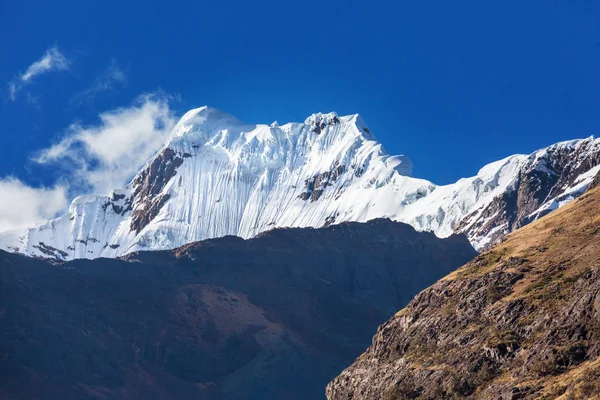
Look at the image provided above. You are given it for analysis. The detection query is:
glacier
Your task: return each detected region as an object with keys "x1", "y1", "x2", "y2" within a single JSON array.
[{"x1": 2, "y1": 106, "x2": 599, "y2": 260}]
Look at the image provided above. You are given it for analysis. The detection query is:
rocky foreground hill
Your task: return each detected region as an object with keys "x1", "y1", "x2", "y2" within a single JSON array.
[
  {"x1": 327, "y1": 180, "x2": 600, "y2": 399},
  {"x1": 0, "y1": 219, "x2": 475, "y2": 400}
]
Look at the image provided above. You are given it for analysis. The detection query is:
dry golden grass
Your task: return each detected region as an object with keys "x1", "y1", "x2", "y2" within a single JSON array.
[
  {"x1": 333, "y1": 187, "x2": 600, "y2": 400},
  {"x1": 446, "y1": 187, "x2": 600, "y2": 301},
  {"x1": 417, "y1": 187, "x2": 600, "y2": 398},
  {"x1": 540, "y1": 357, "x2": 600, "y2": 399}
]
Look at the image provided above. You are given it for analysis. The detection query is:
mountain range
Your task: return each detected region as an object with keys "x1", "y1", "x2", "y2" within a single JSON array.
[{"x1": 1, "y1": 106, "x2": 599, "y2": 260}]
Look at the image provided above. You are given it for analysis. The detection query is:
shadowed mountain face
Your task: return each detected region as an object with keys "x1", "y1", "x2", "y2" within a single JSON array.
[
  {"x1": 327, "y1": 185, "x2": 600, "y2": 399},
  {"x1": 0, "y1": 219, "x2": 475, "y2": 400}
]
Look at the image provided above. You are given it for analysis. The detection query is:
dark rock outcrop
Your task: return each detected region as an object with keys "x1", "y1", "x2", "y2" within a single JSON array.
[
  {"x1": 102, "y1": 192, "x2": 133, "y2": 216},
  {"x1": 130, "y1": 148, "x2": 184, "y2": 233},
  {"x1": 456, "y1": 137, "x2": 600, "y2": 249},
  {"x1": 308, "y1": 114, "x2": 341, "y2": 134},
  {"x1": 0, "y1": 219, "x2": 475, "y2": 400},
  {"x1": 327, "y1": 186, "x2": 600, "y2": 399},
  {"x1": 299, "y1": 165, "x2": 346, "y2": 202},
  {"x1": 589, "y1": 169, "x2": 600, "y2": 191},
  {"x1": 31, "y1": 241, "x2": 69, "y2": 259}
]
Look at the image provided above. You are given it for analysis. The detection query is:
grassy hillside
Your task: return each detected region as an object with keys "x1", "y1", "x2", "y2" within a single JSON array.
[{"x1": 328, "y1": 185, "x2": 600, "y2": 399}]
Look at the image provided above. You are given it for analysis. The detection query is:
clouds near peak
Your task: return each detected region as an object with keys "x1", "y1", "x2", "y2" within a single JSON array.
[
  {"x1": 70, "y1": 59, "x2": 128, "y2": 107},
  {"x1": 0, "y1": 178, "x2": 68, "y2": 232},
  {"x1": 0, "y1": 43, "x2": 178, "y2": 234},
  {"x1": 0, "y1": 93, "x2": 177, "y2": 234},
  {"x1": 35, "y1": 94, "x2": 177, "y2": 195},
  {"x1": 8, "y1": 46, "x2": 71, "y2": 100}
]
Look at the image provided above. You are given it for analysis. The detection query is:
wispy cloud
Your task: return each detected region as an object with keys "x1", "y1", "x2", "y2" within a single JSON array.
[
  {"x1": 8, "y1": 46, "x2": 71, "y2": 101},
  {"x1": 0, "y1": 93, "x2": 177, "y2": 233},
  {"x1": 34, "y1": 93, "x2": 176, "y2": 195},
  {"x1": 0, "y1": 178, "x2": 68, "y2": 232},
  {"x1": 25, "y1": 93, "x2": 42, "y2": 109},
  {"x1": 70, "y1": 59, "x2": 128, "y2": 107}
]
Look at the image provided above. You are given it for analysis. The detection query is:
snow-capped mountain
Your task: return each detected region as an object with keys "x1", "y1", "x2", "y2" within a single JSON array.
[{"x1": 2, "y1": 106, "x2": 599, "y2": 260}]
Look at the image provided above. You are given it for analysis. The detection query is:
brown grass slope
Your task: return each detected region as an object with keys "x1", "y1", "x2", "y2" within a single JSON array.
[{"x1": 327, "y1": 185, "x2": 600, "y2": 399}]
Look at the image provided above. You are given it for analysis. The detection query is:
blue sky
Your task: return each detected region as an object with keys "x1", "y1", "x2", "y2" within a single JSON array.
[{"x1": 1, "y1": 0, "x2": 600, "y2": 229}]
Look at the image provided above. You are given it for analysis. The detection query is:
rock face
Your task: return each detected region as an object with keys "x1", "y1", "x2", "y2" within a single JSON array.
[
  {"x1": 2, "y1": 106, "x2": 600, "y2": 260},
  {"x1": 0, "y1": 219, "x2": 475, "y2": 400},
  {"x1": 129, "y1": 147, "x2": 184, "y2": 233},
  {"x1": 326, "y1": 185, "x2": 600, "y2": 400},
  {"x1": 454, "y1": 138, "x2": 600, "y2": 248}
]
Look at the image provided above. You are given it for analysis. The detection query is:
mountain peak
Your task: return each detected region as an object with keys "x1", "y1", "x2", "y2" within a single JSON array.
[
  {"x1": 303, "y1": 111, "x2": 373, "y2": 138},
  {"x1": 303, "y1": 111, "x2": 339, "y2": 126},
  {"x1": 167, "y1": 107, "x2": 373, "y2": 153},
  {"x1": 166, "y1": 106, "x2": 246, "y2": 148},
  {"x1": 178, "y1": 105, "x2": 242, "y2": 125}
]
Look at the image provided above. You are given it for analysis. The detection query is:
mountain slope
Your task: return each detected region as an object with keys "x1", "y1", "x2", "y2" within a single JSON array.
[
  {"x1": 2, "y1": 106, "x2": 599, "y2": 260},
  {"x1": 327, "y1": 181, "x2": 600, "y2": 400},
  {"x1": 0, "y1": 219, "x2": 476, "y2": 400}
]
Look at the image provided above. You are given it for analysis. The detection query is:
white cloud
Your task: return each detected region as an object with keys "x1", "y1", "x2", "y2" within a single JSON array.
[
  {"x1": 70, "y1": 59, "x2": 128, "y2": 107},
  {"x1": 35, "y1": 94, "x2": 176, "y2": 195},
  {"x1": 8, "y1": 46, "x2": 70, "y2": 100},
  {"x1": 0, "y1": 93, "x2": 176, "y2": 234},
  {"x1": 0, "y1": 178, "x2": 68, "y2": 232}
]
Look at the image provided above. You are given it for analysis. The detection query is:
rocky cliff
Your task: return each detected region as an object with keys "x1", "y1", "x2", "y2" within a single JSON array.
[
  {"x1": 0, "y1": 219, "x2": 475, "y2": 400},
  {"x1": 454, "y1": 138, "x2": 600, "y2": 249},
  {"x1": 327, "y1": 179, "x2": 600, "y2": 399}
]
